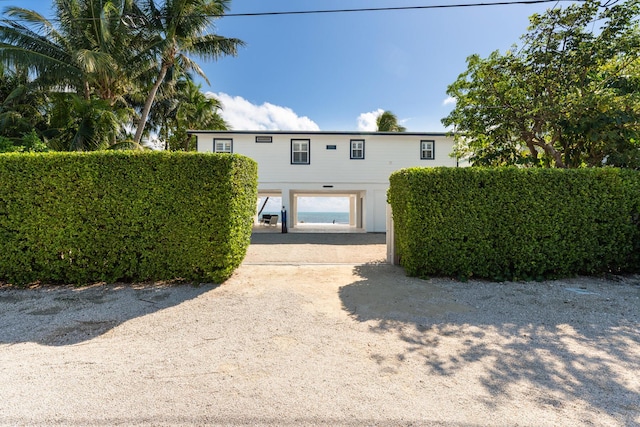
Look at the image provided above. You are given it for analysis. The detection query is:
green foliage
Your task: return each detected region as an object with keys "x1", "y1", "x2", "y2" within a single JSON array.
[
  {"x1": 132, "y1": 0, "x2": 244, "y2": 143},
  {"x1": 443, "y1": 0, "x2": 640, "y2": 168},
  {"x1": 0, "y1": 1, "x2": 241, "y2": 149},
  {"x1": 0, "y1": 131, "x2": 49, "y2": 153},
  {"x1": 150, "y1": 79, "x2": 228, "y2": 151},
  {"x1": 20, "y1": 130, "x2": 49, "y2": 152},
  {"x1": 376, "y1": 110, "x2": 406, "y2": 132},
  {"x1": 46, "y1": 94, "x2": 129, "y2": 151},
  {"x1": 0, "y1": 64, "x2": 49, "y2": 141},
  {"x1": 0, "y1": 135, "x2": 17, "y2": 152},
  {"x1": 388, "y1": 167, "x2": 640, "y2": 281},
  {"x1": 0, "y1": 151, "x2": 257, "y2": 285}
]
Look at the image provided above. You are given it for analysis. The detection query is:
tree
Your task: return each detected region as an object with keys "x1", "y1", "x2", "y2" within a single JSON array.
[
  {"x1": 132, "y1": 0, "x2": 243, "y2": 144},
  {"x1": 0, "y1": 1, "x2": 147, "y2": 105},
  {"x1": 46, "y1": 94, "x2": 130, "y2": 151},
  {"x1": 0, "y1": 131, "x2": 49, "y2": 153},
  {"x1": 0, "y1": 0, "x2": 150, "y2": 148},
  {"x1": 376, "y1": 110, "x2": 406, "y2": 132},
  {"x1": 442, "y1": 0, "x2": 640, "y2": 168},
  {"x1": 149, "y1": 78, "x2": 228, "y2": 150},
  {"x1": 0, "y1": 64, "x2": 48, "y2": 142},
  {"x1": 0, "y1": 1, "x2": 243, "y2": 150}
]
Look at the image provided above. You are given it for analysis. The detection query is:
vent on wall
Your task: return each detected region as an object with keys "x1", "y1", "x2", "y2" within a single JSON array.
[
  {"x1": 255, "y1": 136, "x2": 272, "y2": 143},
  {"x1": 326, "y1": 145, "x2": 337, "y2": 150}
]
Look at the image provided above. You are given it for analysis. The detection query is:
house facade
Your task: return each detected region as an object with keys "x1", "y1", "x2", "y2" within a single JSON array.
[{"x1": 191, "y1": 130, "x2": 458, "y2": 232}]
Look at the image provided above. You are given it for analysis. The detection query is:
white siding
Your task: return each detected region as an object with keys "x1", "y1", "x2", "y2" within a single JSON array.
[
  {"x1": 196, "y1": 132, "x2": 456, "y2": 184},
  {"x1": 373, "y1": 189, "x2": 387, "y2": 232},
  {"x1": 192, "y1": 131, "x2": 458, "y2": 232}
]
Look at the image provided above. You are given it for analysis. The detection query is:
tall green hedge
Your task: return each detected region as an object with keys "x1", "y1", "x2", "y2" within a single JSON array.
[
  {"x1": 388, "y1": 167, "x2": 640, "y2": 281},
  {"x1": 0, "y1": 151, "x2": 257, "y2": 285}
]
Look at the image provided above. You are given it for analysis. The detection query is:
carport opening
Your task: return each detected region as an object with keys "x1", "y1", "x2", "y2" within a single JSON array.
[
  {"x1": 256, "y1": 196, "x2": 282, "y2": 224},
  {"x1": 296, "y1": 196, "x2": 350, "y2": 225}
]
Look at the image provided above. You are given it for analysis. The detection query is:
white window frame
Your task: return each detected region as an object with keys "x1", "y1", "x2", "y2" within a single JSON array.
[
  {"x1": 291, "y1": 139, "x2": 310, "y2": 164},
  {"x1": 214, "y1": 138, "x2": 232, "y2": 153},
  {"x1": 420, "y1": 140, "x2": 434, "y2": 160},
  {"x1": 350, "y1": 139, "x2": 365, "y2": 160}
]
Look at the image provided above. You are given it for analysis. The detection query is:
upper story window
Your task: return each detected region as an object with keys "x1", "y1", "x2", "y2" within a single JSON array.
[
  {"x1": 214, "y1": 138, "x2": 232, "y2": 153},
  {"x1": 350, "y1": 139, "x2": 365, "y2": 159},
  {"x1": 291, "y1": 139, "x2": 310, "y2": 164},
  {"x1": 420, "y1": 140, "x2": 434, "y2": 160}
]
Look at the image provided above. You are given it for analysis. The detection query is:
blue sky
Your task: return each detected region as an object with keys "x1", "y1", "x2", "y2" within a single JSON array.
[{"x1": 13, "y1": 0, "x2": 580, "y2": 132}]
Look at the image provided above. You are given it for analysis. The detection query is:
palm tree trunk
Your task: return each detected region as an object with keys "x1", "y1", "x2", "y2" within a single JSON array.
[{"x1": 134, "y1": 64, "x2": 169, "y2": 144}]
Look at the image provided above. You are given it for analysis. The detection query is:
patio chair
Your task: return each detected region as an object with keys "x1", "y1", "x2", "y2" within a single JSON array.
[{"x1": 260, "y1": 214, "x2": 272, "y2": 225}]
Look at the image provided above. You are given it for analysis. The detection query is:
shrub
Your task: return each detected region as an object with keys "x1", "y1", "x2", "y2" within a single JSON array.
[
  {"x1": 0, "y1": 151, "x2": 257, "y2": 285},
  {"x1": 388, "y1": 167, "x2": 640, "y2": 281}
]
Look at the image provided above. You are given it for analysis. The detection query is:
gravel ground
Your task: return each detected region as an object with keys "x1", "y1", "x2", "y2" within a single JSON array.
[{"x1": 0, "y1": 233, "x2": 639, "y2": 426}]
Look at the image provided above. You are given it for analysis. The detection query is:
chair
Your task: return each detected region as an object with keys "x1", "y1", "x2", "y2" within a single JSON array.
[
  {"x1": 260, "y1": 214, "x2": 272, "y2": 225},
  {"x1": 267, "y1": 215, "x2": 278, "y2": 226}
]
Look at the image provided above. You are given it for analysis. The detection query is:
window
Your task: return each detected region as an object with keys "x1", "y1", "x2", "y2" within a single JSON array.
[
  {"x1": 420, "y1": 140, "x2": 434, "y2": 160},
  {"x1": 214, "y1": 138, "x2": 232, "y2": 153},
  {"x1": 291, "y1": 139, "x2": 310, "y2": 164},
  {"x1": 350, "y1": 139, "x2": 365, "y2": 159}
]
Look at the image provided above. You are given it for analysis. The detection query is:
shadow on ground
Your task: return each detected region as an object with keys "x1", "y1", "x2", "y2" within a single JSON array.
[
  {"x1": 0, "y1": 283, "x2": 216, "y2": 346},
  {"x1": 339, "y1": 264, "x2": 640, "y2": 424},
  {"x1": 250, "y1": 232, "x2": 385, "y2": 246}
]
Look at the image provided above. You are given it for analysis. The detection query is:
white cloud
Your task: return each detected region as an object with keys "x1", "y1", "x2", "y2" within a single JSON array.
[
  {"x1": 297, "y1": 197, "x2": 349, "y2": 212},
  {"x1": 356, "y1": 109, "x2": 384, "y2": 131},
  {"x1": 443, "y1": 96, "x2": 456, "y2": 106},
  {"x1": 206, "y1": 92, "x2": 319, "y2": 131}
]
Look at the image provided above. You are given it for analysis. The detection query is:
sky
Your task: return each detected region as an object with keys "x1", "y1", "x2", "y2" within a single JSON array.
[
  {"x1": 258, "y1": 196, "x2": 349, "y2": 214},
  {"x1": 12, "y1": 0, "x2": 582, "y2": 133},
  {"x1": 10, "y1": 0, "x2": 582, "y2": 214}
]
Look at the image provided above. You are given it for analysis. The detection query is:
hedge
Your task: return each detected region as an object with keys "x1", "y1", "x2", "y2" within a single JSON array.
[
  {"x1": 0, "y1": 151, "x2": 257, "y2": 285},
  {"x1": 388, "y1": 167, "x2": 640, "y2": 281}
]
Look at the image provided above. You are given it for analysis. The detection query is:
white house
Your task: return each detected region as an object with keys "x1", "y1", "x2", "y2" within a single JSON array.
[{"x1": 190, "y1": 130, "x2": 458, "y2": 232}]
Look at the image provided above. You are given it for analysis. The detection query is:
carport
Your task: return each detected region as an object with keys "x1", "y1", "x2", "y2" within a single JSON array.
[{"x1": 256, "y1": 189, "x2": 366, "y2": 232}]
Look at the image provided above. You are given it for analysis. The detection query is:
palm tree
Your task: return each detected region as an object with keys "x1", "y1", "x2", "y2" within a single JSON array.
[
  {"x1": 0, "y1": 5, "x2": 85, "y2": 96},
  {"x1": 0, "y1": 64, "x2": 48, "y2": 142},
  {"x1": 46, "y1": 94, "x2": 129, "y2": 151},
  {"x1": 172, "y1": 80, "x2": 228, "y2": 150},
  {"x1": 0, "y1": 1, "x2": 151, "y2": 148},
  {"x1": 0, "y1": 1, "x2": 146, "y2": 104},
  {"x1": 149, "y1": 78, "x2": 227, "y2": 150},
  {"x1": 376, "y1": 110, "x2": 406, "y2": 132},
  {"x1": 133, "y1": 0, "x2": 243, "y2": 144}
]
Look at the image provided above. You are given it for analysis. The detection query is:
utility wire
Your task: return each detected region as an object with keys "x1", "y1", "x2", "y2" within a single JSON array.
[
  {"x1": 0, "y1": 0, "x2": 586, "y2": 23},
  {"x1": 221, "y1": 0, "x2": 582, "y2": 18}
]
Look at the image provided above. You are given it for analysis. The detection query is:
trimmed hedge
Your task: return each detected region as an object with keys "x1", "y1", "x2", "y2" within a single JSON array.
[
  {"x1": 0, "y1": 151, "x2": 257, "y2": 285},
  {"x1": 388, "y1": 167, "x2": 640, "y2": 281}
]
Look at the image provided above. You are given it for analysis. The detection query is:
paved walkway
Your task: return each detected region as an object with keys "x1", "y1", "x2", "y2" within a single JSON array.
[{"x1": 245, "y1": 232, "x2": 387, "y2": 265}]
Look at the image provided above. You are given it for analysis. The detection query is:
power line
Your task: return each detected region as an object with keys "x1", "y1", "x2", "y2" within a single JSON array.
[
  {"x1": 0, "y1": 0, "x2": 585, "y2": 24},
  {"x1": 221, "y1": 0, "x2": 582, "y2": 18}
]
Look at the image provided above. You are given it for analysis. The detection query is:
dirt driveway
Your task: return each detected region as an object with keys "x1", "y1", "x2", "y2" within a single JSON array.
[{"x1": 0, "y1": 233, "x2": 639, "y2": 426}]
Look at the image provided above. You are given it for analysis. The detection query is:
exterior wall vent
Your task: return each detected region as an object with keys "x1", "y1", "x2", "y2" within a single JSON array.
[
  {"x1": 255, "y1": 136, "x2": 273, "y2": 143},
  {"x1": 326, "y1": 145, "x2": 337, "y2": 150}
]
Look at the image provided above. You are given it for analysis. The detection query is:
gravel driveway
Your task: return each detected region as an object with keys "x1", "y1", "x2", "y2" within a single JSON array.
[{"x1": 0, "y1": 232, "x2": 638, "y2": 426}]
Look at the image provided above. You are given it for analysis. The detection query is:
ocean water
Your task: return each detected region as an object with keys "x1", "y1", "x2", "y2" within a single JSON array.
[{"x1": 261, "y1": 211, "x2": 349, "y2": 224}]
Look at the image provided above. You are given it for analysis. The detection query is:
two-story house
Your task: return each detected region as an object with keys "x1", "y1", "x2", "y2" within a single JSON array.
[{"x1": 190, "y1": 130, "x2": 458, "y2": 232}]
